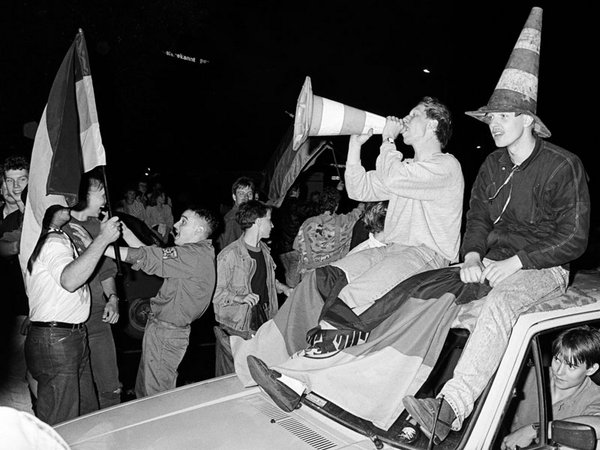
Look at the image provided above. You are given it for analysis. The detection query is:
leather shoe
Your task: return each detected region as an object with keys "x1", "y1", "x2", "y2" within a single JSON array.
[
  {"x1": 247, "y1": 355, "x2": 302, "y2": 412},
  {"x1": 402, "y1": 396, "x2": 452, "y2": 444}
]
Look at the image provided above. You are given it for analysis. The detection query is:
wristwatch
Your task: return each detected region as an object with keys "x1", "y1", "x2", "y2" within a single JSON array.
[{"x1": 384, "y1": 137, "x2": 395, "y2": 144}]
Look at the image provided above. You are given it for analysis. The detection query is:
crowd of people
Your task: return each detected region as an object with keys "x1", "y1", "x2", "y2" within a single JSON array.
[
  {"x1": 0, "y1": 6, "x2": 598, "y2": 447},
  {"x1": 0, "y1": 154, "x2": 376, "y2": 426}
]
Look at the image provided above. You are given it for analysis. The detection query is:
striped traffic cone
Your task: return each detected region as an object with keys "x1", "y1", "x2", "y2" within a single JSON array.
[
  {"x1": 465, "y1": 7, "x2": 550, "y2": 138},
  {"x1": 293, "y1": 76, "x2": 386, "y2": 150}
]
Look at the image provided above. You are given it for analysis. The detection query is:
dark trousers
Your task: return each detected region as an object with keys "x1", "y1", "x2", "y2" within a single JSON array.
[
  {"x1": 87, "y1": 308, "x2": 121, "y2": 408},
  {"x1": 25, "y1": 325, "x2": 98, "y2": 425},
  {"x1": 213, "y1": 326, "x2": 235, "y2": 377}
]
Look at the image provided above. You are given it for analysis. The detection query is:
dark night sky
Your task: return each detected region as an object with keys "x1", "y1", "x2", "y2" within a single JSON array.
[{"x1": 0, "y1": 0, "x2": 594, "y2": 210}]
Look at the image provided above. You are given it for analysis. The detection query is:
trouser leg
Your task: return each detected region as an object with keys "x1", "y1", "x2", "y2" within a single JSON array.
[
  {"x1": 334, "y1": 244, "x2": 447, "y2": 313},
  {"x1": 87, "y1": 313, "x2": 121, "y2": 409},
  {"x1": 440, "y1": 265, "x2": 568, "y2": 429},
  {"x1": 135, "y1": 319, "x2": 190, "y2": 398}
]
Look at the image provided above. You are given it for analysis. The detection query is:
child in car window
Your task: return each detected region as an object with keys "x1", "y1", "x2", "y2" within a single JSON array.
[{"x1": 502, "y1": 325, "x2": 600, "y2": 450}]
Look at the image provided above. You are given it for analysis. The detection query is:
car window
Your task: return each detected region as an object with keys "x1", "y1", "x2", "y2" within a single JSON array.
[{"x1": 491, "y1": 319, "x2": 600, "y2": 449}]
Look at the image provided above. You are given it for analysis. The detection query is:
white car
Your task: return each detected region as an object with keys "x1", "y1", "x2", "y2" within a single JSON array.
[{"x1": 55, "y1": 274, "x2": 600, "y2": 450}]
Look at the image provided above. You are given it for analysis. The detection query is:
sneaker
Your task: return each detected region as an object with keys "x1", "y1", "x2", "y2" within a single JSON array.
[
  {"x1": 402, "y1": 396, "x2": 452, "y2": 444},
  {"x1": 397, "y1": 425, "x2": 420, "y2": 444},
  {"x1": 247, "y1": 355, "x2": 302, "y2": 412}
]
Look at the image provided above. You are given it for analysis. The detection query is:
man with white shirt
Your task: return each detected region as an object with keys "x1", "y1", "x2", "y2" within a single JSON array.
[{"x1": 24, "y1": 205, "x2": 121, "y2": 425}]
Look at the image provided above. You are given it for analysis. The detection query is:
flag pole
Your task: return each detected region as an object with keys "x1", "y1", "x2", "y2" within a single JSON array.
[{"x1": 100, "y1": 165, "x2": 123, "y2": 275}]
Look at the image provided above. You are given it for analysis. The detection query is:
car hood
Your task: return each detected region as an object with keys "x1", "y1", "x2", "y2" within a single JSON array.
[{"x1": 55, "y1": 374, "x2": 377, "y2": 450}]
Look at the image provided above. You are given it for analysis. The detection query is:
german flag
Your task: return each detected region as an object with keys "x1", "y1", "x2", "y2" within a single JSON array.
[{"x1": 19, "y1": 29, "x2": 106, "y2": 273}]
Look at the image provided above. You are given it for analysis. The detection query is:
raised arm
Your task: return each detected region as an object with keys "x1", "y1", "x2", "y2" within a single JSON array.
[{"x1": 60, "y1": 216, "x2": 121, "y2": 292}]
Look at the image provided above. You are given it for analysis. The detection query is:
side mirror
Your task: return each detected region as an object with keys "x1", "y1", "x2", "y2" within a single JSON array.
[{"x1": 551, "y1": 420, "x2": 596, "y2": 450}]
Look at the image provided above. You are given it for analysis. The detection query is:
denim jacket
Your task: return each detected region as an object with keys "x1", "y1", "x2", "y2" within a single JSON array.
[
  {"x1": 462, "y1": 138, "x2": 590, "y2": 269},
  {"x1": 213, "y1": 236, "x2": 278, "y2": 335}
]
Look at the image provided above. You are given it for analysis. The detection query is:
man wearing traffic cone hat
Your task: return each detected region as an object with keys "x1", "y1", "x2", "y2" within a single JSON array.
[{"x1": 404, "y1": 7, "x2": 591, "y2": 444}]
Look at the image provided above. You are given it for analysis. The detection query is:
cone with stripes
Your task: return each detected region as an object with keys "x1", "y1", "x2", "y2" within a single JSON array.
[
  {"x1": 293, "y1": 76, "x2": 386, "y2": 150},
  {"x1": 465, "y1": 7, "x2": 550, "y2": 138}
]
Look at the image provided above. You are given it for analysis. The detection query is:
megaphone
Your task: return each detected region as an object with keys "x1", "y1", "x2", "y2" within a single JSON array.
[{"x1": 293, "y1": 76, "x2": 386, "y2": 150}]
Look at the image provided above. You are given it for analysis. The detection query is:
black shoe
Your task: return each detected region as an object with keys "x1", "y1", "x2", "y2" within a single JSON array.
[
  {"x1": 247, "y1": 355, "x2": 302, "y2": 412},
  {"x1": 403, "y1": 396, "x2": 452, "y2": 444}
]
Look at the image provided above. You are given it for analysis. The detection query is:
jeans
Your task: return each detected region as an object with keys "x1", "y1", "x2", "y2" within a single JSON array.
[
  {"x1": 0, "y1": 315, "x2": 34, "y2": 414},
  {"x1": 25, "y1": 325, "x2": 98, "y2": 425},
  {"x1": 135, "y1": 317, "x2": 190, "y2": 398},
  {"x1": 213, "y1": 326, "x2": 235, "y2": 377},
  {"x1": 333, "y1": 244, "x2": 448, "y2": 314},
  {"x1": 87, "y1": 307, "x2": 121, "y2": 409},
  {"x1": 440, "y1": 264, "x2": 568, "y2": 429}
]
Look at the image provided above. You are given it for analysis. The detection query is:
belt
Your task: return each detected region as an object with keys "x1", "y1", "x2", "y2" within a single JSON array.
[{"x1": 30, "y1": 321, "x2": 85, "y2": 330}]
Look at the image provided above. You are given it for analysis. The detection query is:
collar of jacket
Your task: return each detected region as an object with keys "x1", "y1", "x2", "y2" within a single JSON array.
[{"x1": 498, "y1": 136, "x2": 543, "y2": 171}]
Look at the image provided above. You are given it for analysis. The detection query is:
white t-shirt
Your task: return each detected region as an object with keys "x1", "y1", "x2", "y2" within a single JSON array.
[{"x1": 26, "y1": 232, "x2": 90, "y2": 323}]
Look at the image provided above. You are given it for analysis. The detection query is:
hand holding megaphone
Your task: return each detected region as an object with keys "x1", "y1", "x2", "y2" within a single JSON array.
[{"x1": 382, "y1": 116, "x2": 407, "y2": 141}]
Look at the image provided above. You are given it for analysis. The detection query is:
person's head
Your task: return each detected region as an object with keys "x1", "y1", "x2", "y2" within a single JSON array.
[
  {"x1": 124, "y1": 187, "x2": 138, "y2": 204},
  {"x1": 363, "y1": 201, "x2": 389, "y2": 235},
  {"x1": 149, "y1": 191, "x2": 166, "y2": 207},
  {"x1": 231, "y1": 176, "x2": 255, "y2": 207},
  {"x1": 173, "y1": 207, "x2": 218, "y2": 246},
  {"x1": 402, "y1": 97, "x2": 452, "y2": 149},
  {"x1": 236, "y1": 200, "x2": 273, "y2": 240},
  {"x1": 551, "y1": 325, "x2": 600, "y2": 391},
  {"x1": 1, "y1": 156, "x2": 29, "y2": 205},
  {"x1": 138, "y1": 181, "x2": 148, "y2": 194},
  {"x1": 482, "y1": 112, "x2": 535, "y2": 149},
  {"x1": 72, "y1": 176, "x2": 106, "y2": 218},
  {"x1": 318, "y1": 187, "x2": 340, "y2": 214},
  {"x1": 464, "y1": 8, "x2": 550, "y2": 139}
]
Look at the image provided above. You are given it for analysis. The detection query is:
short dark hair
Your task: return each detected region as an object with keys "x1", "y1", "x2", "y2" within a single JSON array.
[
  {"x1": 3, "y1": 156, "x2": 29, "y2": 173},
  {"x1": 188, "y1": 207, "x2": 219, "y2": 238},
  {"x1": 552, "y1": 325, "x2": 600, "y2": 369},
  {"x1": 420, "y1": 96, "x2": 453, "y2": 149},
  {"x1": 318, "y1": 187, "x2": 340, "y2": 214},
  {"x1": 236, "y1": 200, "x2": 271, "y2": 230},
  {"x1": 231, "y1": 176, "x2": 255, "y2": 196},
  {"x1": 1, "y1": 156, "x2": 29, "y2": 181}
]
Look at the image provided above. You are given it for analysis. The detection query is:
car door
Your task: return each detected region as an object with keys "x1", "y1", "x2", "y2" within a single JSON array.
[{"x1": 489, "y1": 319, "x2": 600, "y2": 450}]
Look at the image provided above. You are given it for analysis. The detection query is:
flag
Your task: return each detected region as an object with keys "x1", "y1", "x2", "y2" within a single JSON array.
[
  {"x1": 262, "y1": 122, "x2": 330, "y2": 208},
  {"x1": 233, "y1": 265, "x2": 598, "y2": 430},
  {"x1": 19, "y1": 29, "x2": 106, "y2": 273},
  {"x1": 232, "y1": 268, "x2": 463, "y2": 429}
]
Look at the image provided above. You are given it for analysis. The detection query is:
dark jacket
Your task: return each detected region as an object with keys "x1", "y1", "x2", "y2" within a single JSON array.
[{"x1": 462, "y1": 137, "x2": 590, "y2": 269}]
